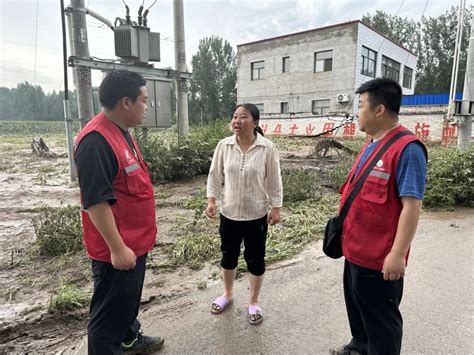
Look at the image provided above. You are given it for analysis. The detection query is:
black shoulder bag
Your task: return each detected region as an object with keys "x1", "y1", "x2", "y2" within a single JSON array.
[{"x1": 322, "y1": 130, "x2": 413, "y2": 259}]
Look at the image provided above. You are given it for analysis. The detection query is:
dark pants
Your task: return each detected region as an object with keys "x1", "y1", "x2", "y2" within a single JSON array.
[
  {"x1": 343, "y1": 260, "x2": 404, "y2": 355},
  {"x1": 219, "y1": 214, "x2": 268, "y2": 276},
  {"x1": 88, "y1": 254, "x2": 147, "y2": 355}
]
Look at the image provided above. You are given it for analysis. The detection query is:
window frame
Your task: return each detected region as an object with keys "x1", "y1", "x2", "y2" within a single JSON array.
[
  {"x1": 251, "y1": 60, "x2": 265, "y2": 81},
  {"x1": 403, "y1": 66, "x2": 413, "y2": 89},
  {"x1": 280, "y1": 102, "x2": 289, "y2": 114},
  {"x1": 282, "y1": 56, "x2": 290, "y2": 73},
  {"x1": 314, "y1": 50, "x2": 333, "y2": 73},
  {"x1": 254, "y1": 103, "x2": 264, "y2": 113},
  {"x1": 381, "y1": 55, "x2": 401, "y2": 82},
  {"x1": 312, "y1": 99, "x2": 330, "y2": 116},
  {"x1": 361, "y1": 46, "x2": 377, "y2": 78}
]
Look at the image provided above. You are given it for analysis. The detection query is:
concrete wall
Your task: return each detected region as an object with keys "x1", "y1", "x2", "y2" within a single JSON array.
[{"x1": 258, "y1": 110, "x2": 459, "y2": 145}]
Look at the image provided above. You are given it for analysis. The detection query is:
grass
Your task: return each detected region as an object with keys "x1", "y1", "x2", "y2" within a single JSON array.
[
  {"x1": 48, "y1": 282, "x2": 91, "y2": 314},
  {"x1": 34, "y1": 206, "x2": 83, "y2": 256},
  {"x1": 0, "y1": 121, "x2": 80, "y2": 136},
  {"x1": 168, "y1": 193, "x2": 340, "y2": 271}
]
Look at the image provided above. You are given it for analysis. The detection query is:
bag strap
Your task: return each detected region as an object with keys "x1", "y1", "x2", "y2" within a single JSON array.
[{"x1": 338, "y1": 130, "x2": 413, "y2": 223}]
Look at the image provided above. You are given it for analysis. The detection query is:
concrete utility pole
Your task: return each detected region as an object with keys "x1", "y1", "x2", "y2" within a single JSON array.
[
  {"x1": 60, "y1": 0, "x2": 77, "y2": 181},
  {"x1": 458, "y1": 9, "x2": 473, "y2": 149},
  {"x1": 449, "y1": 0, "x2": 466, "y2": 109},
  {"x1": 173, "y1": 0, "x2": 189, "y2": 136},
  {"x1": 69, "y1": 0, "x2": 94, "y2": 128}
]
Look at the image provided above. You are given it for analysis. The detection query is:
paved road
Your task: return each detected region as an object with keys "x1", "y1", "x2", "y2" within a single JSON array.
[{"x1": 70, "y1": 209, "x2": 473, "y2": 354}]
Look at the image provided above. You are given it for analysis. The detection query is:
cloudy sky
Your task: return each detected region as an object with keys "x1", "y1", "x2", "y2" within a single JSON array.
[{"x1": 0, "y1": 0, "x2": 470, "y2": 93}]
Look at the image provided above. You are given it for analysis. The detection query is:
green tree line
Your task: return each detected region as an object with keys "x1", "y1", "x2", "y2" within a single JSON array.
[{"x1": 0, "y1": 82, "x2": 79, "y2": 121}]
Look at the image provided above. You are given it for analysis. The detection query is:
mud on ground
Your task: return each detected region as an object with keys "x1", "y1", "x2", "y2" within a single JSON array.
[{"x1": 0, "y1": 134, "x2": 342, "y2": 353}]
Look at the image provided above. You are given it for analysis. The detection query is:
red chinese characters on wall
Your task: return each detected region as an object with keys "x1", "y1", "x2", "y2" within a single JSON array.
[
  {"x1": 289, "y1": 123, "x2": 299, "y2": 135},
  {"x1": 415, "y1": 122, "x2": 431, "y2": 142},
  {"x1": 441, "y1": 124, "x2": 457, "y2": 146},
  {"x1": 343, "y1": 123, "x2": 356, "y2": 138},
  {"x1": 322, "y1": 122, "x2": 335, "y2": 137}
]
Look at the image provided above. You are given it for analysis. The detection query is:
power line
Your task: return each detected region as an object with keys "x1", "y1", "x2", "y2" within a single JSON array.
[{"x1": 33, "y1": 0, "x2": 39, "y2": 83}]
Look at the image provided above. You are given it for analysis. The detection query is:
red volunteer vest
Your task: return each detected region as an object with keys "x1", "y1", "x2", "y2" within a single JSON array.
[
  {"x1": 74, "y1": 113, "x2": 156, "y2": 262},
  {"x1": 339, "y1": 125, "x2": 424, "y2": 271}
]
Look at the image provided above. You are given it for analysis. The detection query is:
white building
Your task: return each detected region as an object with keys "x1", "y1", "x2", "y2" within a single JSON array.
[{"x1": 237, "y1": 20, "x2": 417, "y2": 117}]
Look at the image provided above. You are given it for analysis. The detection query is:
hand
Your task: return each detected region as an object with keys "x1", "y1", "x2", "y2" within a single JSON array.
[
  {"x1": 267, "y1": 208, "x2": 281, "y2": 226},
  {"x1": 382, "y1": 250, "x2": 406, "y2": 281},
  {"x1": 111, "y1": 245, "x2": 137, "y2": 270},
  {"x1": 205, "y1": 202, "x2": 217, "y2": 219}
]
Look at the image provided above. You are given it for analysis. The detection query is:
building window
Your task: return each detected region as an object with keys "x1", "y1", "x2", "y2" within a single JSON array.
[
  {"x1": 282, "y1": 56, "x2": 290, "y2": 73},
  {"x1": 251, "y1": 61, "x2": 265, "y2": 80},
  {"x1": 254, "y1": 103, "x2": 264, "y2": 113},
  {"x1": 280, "y1": 102, "x2": 289, "y2": 114},
  {"x1": 403, "y1": 66, "x2": 413, "y2": 89},
  {"x1": 361, "y1": 46, "x2": 377, "y2": 77},
  {"x1": 381, "y1": 56, "x2": 400, "y2": 81},
  {"x1": 314, "y1": 50, "x2": 333, "y2": 72},
  {"x1": 312, "y1": 99, "x2": 330, "y2": 115}
]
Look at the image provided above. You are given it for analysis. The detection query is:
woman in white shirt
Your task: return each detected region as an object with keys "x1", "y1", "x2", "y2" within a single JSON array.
[{"x1": 205, "y1": 103, "x2": 283, "y2": 325}]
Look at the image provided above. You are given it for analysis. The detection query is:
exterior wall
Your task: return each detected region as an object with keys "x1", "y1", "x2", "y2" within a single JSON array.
[
  {"x1": 237, "y1": 23, "x2": 359, "y2": 115},
  {"x1": 354, "y1": 23, "x2": 417, "y2": 113},
  {"x1": 258, "y1": 110, "x2": 458, "y2": 144}
]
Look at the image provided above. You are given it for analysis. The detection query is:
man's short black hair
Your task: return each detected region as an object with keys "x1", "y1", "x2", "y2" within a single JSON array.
[
  {"x1": 356, "y1": 77, "x2": 402, "y2": 116},
  {"x1": 99, "y1": 70, "x2": 146, "y2": 109}
]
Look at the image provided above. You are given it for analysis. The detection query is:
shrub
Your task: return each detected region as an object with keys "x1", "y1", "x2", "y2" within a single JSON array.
[
  {"x1": 34, "y1": 206, "x2": 83, "y2": 256},
  {"x1": 424, "y1": 146, "x2": 474, "y2": 209},
  {"x1": 282, "y1": 168, "x2": 322, "y2": 203},
  {"x1": 326, "y1": 143, "x2": 473, "y2": 209},
  {"x1": 138, "y1": 120, "x2": 231, "y2": 183}
]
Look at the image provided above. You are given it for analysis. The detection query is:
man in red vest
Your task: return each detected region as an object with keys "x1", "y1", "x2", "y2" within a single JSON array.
[
  {"x1": 75, "y1": 70, "x2": 164, "y2": 354},
  {"x1": 330, "y1": 78, "x2": 427, "y2": 355}
]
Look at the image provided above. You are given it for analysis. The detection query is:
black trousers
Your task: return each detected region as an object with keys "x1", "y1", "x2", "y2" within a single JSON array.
[
  {"x1": 343, "y1": 260, "x2": 404, "y2": 355},
  {"x1": 219, "y1": 214, "x2": 268, "y2": 276},
  {"x1": 88, "y1": 254, "x2": 147, "y2": 355}
]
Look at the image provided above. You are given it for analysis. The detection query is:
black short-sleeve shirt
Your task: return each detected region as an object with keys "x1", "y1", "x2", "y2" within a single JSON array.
[{"x1": 75, "y1": 129, "x2": 136, "y2": 209}]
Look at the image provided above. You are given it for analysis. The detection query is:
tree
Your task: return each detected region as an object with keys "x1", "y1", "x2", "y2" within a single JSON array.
[
  {"x1": 188, "y1": 36, "x2": 237, "y2": 123},
  {"x1": 362, "y1": 10, "x2": 419, "y2": 52},
  {"x1": 416, "y1": 7, "x2": 471, "y2": 93},
  {"x1": 0, "y1": 83, "x2": 79, "y2": 121},
  {"x1": 362, "y1": 7, "x2": 471, "y2": 94},
  {"x1": 0, "y1": 87, "x2": 15, "y2": 120},
  {"x1": 12, "y1": 82, "x2": 46, "y2": 120}
]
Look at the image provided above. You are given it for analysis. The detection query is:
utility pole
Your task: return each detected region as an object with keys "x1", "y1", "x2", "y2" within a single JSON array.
[
  {"x1": 173, "y1": 0, "x2": 189, "y2": 136},
  {"x1": 69, "y1": 0, "x2": 94, "y2": 129},
  {"x1": 458, "y1": 8, "x2": 473, "y2": 149},
  {"x1": 448, "y1": 0, "x2": 466, "y2": 110},
  {"x1": 60, "y1": 0, "x2": 77, "y2": 181}
]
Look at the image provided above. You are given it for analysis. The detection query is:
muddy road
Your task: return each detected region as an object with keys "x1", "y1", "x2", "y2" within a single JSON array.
[
  {"x1": 68, "y1": 209, "x2": 473, "y2": 355},
  {"x1": 1, "y1": 134, "x2": 472, "y2": 354}
]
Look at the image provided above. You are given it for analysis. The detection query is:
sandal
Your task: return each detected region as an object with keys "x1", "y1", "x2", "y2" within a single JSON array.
[
  {"x1": 248, "y1": 305, "x2": 263, "y2": 325},
  {"x1": 211, "y1": 296, "x2": 232, "y2": 314}
]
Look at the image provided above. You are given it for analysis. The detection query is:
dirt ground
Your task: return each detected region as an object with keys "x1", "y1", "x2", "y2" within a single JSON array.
[
  {"x1": 6, "y1": 134, "x2": 463, "y2": 354},
  {"x1": 0, "y1": 133, "x2": 338, "y2": 353}
]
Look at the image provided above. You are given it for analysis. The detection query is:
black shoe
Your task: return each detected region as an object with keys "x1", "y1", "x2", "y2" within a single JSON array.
[
  {"x1": 329, "y1": 343, "x2": 364, "y2": 355},
  {"x1": 121, "y1": 332, "x2": 164, "y2": 354}
]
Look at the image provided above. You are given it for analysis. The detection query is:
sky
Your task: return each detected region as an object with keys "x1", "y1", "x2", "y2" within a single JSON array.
[{"x1": 0, "y1": 0, "x2": 471, "y2": 93}]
